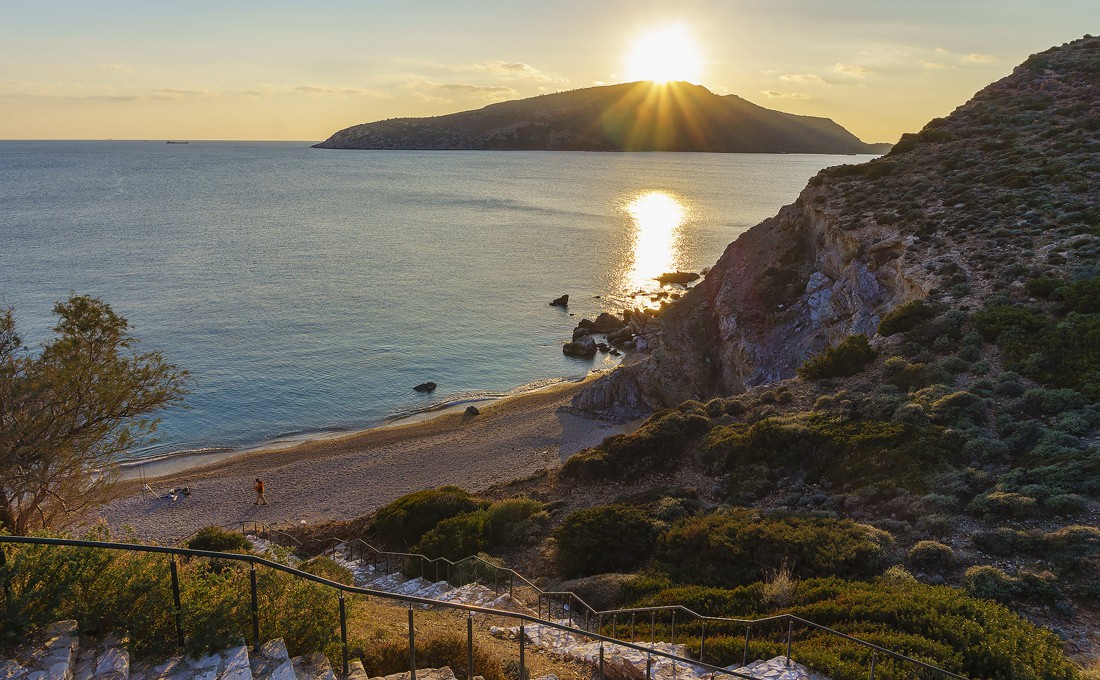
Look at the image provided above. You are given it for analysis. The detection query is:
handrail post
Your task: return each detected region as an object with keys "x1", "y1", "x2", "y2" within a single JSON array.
[
  {"x1": 466, "y1": 612, "x2": 474, "y2": 680},
  {"x1": 645, "y1": 653, "x2": 652, "y2": 680},
  {"x1": 700, "y1": 621, "x2": 706, "y2": 663},
  {"x1": 742, "y1": 623, "x2": 751, "y2": 667},
  {"x1": 785, "y1": 620, "x2": 792, "y2": 666},
  {"x1": 599, "y1": 642, "x2": 605, "y2": 680},
  {"x1": 169, "y1": 557, "x2": 184, "y2": 648},
  {"x1": 670, "y1": 610, "x2": 675, "y2": 646},
  {"x1": 509, "y1": 572, "x2": 514, "y2": 600},
  {"x1": 567, "y1": 596, "x2": 572, "y2": 627},
  {"x1": 339, "y1": 594, "x2": 349, "y2": 679},
  {"x1": 250, "y1": 564, "x2": 260, "y2": 653},
  {"x1": 869, "y1": 651, "x2": 877, "y2": 680},
  {"x1": 0, "y1": 544, "x2": 12, "y2": 605},
  {"x1": 518, "y1": 623, "x2": 526, "y2": 680},
  {"x1": 408, "y1": 607, "x2": 417, "y2": 680},
  {"x1": 650, "y1": 611, "x2": 655, "y2": 646},
  {"x1": 612, "y1": 614, "x2": 616, "y2": 639},
  {"x1": 630, "y1": 613, "x2": 635, "y2": 641}
]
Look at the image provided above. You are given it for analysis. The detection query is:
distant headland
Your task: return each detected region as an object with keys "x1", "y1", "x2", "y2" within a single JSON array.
[{"x1": 313, "y1": 81, "x2": 893, "y2": 154}]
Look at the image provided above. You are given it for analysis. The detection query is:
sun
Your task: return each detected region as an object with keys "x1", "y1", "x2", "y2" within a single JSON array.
[{"x1": 624, "y1": 24, "x2": 704, "y2": 84}]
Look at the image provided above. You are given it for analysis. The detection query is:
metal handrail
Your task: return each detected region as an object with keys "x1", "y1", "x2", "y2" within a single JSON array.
[
  {"x1": 0, "y1": 535, "x2": 760, "y2": 680},
  {"x1": 301, "y1": 536, "x2": 966, "y2": 679},
  {"x1": 172, "y1": 523, "x2": 966, "y2": 679}
]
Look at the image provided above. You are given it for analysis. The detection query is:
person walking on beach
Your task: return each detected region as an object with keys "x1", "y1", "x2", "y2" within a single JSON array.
[{"x1": 254, "y1": 478, "x2": 268, "y2": 505}]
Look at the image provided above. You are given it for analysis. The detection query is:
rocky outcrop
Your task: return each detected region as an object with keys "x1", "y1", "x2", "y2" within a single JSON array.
[
  {"x1": 314, "y1": 81, "x2": 889, "y2": 154},
  {"x1": 573, "y1": 35, "x2": 1100, "y2": 420}
]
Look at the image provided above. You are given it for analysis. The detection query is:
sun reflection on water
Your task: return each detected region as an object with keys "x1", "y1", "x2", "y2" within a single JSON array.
[{"x1": 625, "y1": 191, "x2": 687, "y2": 291}]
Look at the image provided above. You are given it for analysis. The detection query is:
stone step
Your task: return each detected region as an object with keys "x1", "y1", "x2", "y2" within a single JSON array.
[
  {"x1": 131, "y1": 644, "x2": 252, "y2": 680},
  {"x1": 345, "y1": 661, "x2": 368, "y2": 680},
  {"x1": 0, "y1": 620, "x2": 80, "y2": 680},
  {"x1": 74, "y1": 634, "x2": 129, "y2": 680},
  {"x1": 290, "y1": 654, "x2": 334, "y2": 680},
  {"x1": 367, "y1": 667, "x2": 456, "y2": 680},
  {"x1": 250, "y1": 641, "x2": 295, "y2": 680}
]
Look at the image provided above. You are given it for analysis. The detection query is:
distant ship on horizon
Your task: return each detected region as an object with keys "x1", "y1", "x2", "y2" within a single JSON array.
[{"x1": 165, "y1": 140, "x2": 189, "y2": 144}]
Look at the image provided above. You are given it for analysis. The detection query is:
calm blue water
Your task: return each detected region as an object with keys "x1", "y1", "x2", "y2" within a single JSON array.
[{"x1": 0, "y1": 141, "x2": 872, "y2": 461}]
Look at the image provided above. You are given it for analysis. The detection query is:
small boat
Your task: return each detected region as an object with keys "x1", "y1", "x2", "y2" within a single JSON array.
[{"x1": 165, "y1": 140, "x2": 189, "y2": 144}]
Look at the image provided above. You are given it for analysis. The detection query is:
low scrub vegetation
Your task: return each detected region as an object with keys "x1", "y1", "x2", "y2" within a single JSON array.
[
  {"x1": 561, "y1": 406, "x2": 709, "y2": 481},
  {"x1": 655, "y1": 509, "x2": 893, "y2": 587},
  {"x1": 414, "y1": 498, "x2": 549, "y2": 561},
  {"x1": 631, "y1": 577, "x2": 1076, "y2": 680},
  {"x1": 797, "y1": 334, "x2": 877, "y2": 380},
  {"x1": 370, "y1": 486, "x2": 486, "y2": 549},
  {"x1": 555, "y1": 504, "x2": 662, "y2": 578},
  {"x1": 1, "y1": 528, "x2": 339, "y2": 659}
]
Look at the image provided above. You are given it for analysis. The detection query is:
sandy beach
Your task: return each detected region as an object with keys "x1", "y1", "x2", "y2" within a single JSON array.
[{"x1": 98, "y1": 376, "x2": 635, "y2": 545}]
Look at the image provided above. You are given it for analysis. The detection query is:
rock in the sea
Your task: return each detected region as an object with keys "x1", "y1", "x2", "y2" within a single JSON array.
[
  {"x1": 656, "y1": 271, "x2": 700, "y2": 285},
  {"x1": 590, "y1": 312, "x2": 627, "y2": 333},
  {"x1": 596, "y1": 342, "x2": 610, "y2": 353},
  {"x1": 464, "y1": 406, "x2": 480, "y2": 416},
  {"x1": 577, "y1": 318, "x2": 595, "y2": 331},
  {"x1": 572, "y1": 327, "x2": 591, "y2": 340},
  {"x1": 549, "y1": 294, "x2": 569, "y2": 307},
  {"x1": 413, "y1": 382, "x2": 437, "y2": 393},
  {"x1": 563, "y1": 335, "x2": 597, "y2": 358}
]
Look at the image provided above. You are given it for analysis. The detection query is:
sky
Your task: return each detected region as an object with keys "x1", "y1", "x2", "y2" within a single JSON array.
[{"x1": 0, "y1": 1, "x2": 1094, "y2": 142}]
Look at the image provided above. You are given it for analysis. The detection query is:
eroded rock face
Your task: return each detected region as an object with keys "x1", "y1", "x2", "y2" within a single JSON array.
[{"x1": 572, "y1": 35, "x2": 1100, "y2": 420}]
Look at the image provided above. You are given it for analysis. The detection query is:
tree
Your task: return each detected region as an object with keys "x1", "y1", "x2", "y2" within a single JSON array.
[{"x1": 0, "y1": 295, "x2": 190, "y2": 534}]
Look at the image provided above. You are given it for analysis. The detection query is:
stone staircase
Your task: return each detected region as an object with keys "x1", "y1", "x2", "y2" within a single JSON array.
[
  {"x1": 313, "y1": 543, "x2": 827, "y2": 680},
  {"x1": 0, "y1": 620, "x2": 472, "y2": 680}
]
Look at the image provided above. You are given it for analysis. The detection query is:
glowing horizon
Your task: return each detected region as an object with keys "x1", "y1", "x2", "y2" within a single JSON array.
[{"x1": 0, "y1": 2, "x2": 1091, "y2": 142}]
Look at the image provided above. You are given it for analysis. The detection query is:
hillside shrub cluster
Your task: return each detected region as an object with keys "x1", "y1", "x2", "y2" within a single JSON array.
[
  {"x1": 370, "y1": 486, "x2": 486, "y2": 548},
  {"x1": 414, "y1": 497, "x2": 549, "y2": 561},
  {"x1": 186, "y1": 526, "x2": 253, "y2": 553},
  {"x1": 630, "y1": 577, "x2": 1075, "y2": 680},
  {"x1": 561, "y1": 406, "x2": 709, "y2": 481},
  {"x1": 877, "y1": 300, "x2": 937, "y2": 337},
  {"x1": 345, "y1": 633, "x2": 503, "y2": 680},
  {"x1": 701, "y1": 413, "x2": 953, "y2": 494},
  {"x1": 797, "y1": 334, "x2": 877, "y2": 380},
  {"x1": 1, "y1": 528, "x2": 339, "y2": 659},
  {"x1": 654, "y1": 509, "x2": 892, "y2": 587},
  {"x1": 554, "y1": 504, "x2": 662, "y2": 578}
]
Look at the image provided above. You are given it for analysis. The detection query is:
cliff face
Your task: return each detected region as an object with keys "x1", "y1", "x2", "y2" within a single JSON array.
[
  {"x1": 314, "y1": 81, "x2": 890, "y2": 154},
  {"x1": 574, "y1": 35, "x2": 1100, "y2": 419}
]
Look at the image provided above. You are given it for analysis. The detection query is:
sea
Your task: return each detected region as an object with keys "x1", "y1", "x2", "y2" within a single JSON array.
[{"x1": 0, "y1": 141, "x2": 874, "y2": 465}]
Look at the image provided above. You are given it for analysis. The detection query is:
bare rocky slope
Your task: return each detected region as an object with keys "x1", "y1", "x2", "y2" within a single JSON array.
[
  {"x1": 574, "y1": 35, "x2": 1100, "y2": 420},
  {"x1": 313, "y1": 81, "x2": 890, "y2": 153}
]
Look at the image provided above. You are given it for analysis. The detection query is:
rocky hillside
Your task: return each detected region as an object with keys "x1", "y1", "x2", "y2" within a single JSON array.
[
  {"x1": 574, "y1": 35, "x2": 1100, "y2": 420},
  {"x1": 313, "y1": 81, "x2": 890, "y2": 153}
]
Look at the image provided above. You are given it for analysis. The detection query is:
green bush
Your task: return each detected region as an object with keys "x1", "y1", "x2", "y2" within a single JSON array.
[
  {"x1": 964, "y1": 565, "x2": 1060, "y2": 604},
  {"x1": 967, "y1": 491, "x2": 1039, "y2": 518},
  {"x1": 483, "y1": 498, "x2": 548, "y2": 549},
  {"x1": 414, "y1": 510, "x2": 487, "y2": 561},
  {"x1": 561, "y1": 408, "x2": 710, "y2": 481},
  {"x1": 878, "y1": 300, "x2": 936, "y2": 336},
  {"x1": 555, "y1": 504, "x2": 661, "y2": 578},
  {"x1": 797, "y1": 334, "x2": 877, "y2": 380},
  {"x1": 654, "y1": 509, "x2": 893, "y2": 587},
  {"x1": 370, "y1": 486, "x2": 485, "y2": 548},
  {"x1": 186, "y1": 526, "x2": 253, "y2": 553},
  {"x1": 1025, "y1": 276, "x2": 1065, "y2": 298},
  {"x1": 633, "y1": 577, "x2": 1075, "y2": 680},
  {"x1": 907, "y1": 541, "x2": 956, "y2": 573},
  {"x1": 1062, "y1": 276, "x2": 1100, "y2": 313}
]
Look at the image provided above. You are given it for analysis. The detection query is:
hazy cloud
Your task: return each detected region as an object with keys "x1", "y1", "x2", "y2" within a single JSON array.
[
  {"x1": 832, "y1": 63, "x2": 873, "y2": 79},
  {"x1": 410, "y1": 81, "x2": 520, "y2": 102},
  {"x1": 919, "y1": 60, "x2": 953, "y2": 70},
  {"x1": 761, "y1": 90, "x2": 810, "y2": 100},
  {"x1": 779, "y1": 73, "x2": 828, "y2": 85},
  {"x1": 965, "y1": 53, "x2": 997, "y2": 63},
  {"x1": 0, "y1": 83, "x2": 390, "y2": 102},
  {"x1": 438, "y1": 60, "x2": 567, "y2": 83}
]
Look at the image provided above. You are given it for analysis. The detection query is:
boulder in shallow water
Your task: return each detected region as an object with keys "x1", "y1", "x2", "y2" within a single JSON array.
[
  {"x1": 591, "y1": 312, "x2": 627, "y2": 333},
  {"x1": 596, "y1": 342, "x2": 610, "y2": 353},
  {"x1": 656, "y1": 271, "x2": 700, "y2": 285},
  {"x1": 572, "y1": 327, "x2": 591, "y2": 340},
  {"x1": 413, "y1": 382, "x2": 437, "y2": 393},
  {"x1": 549, "y1": 294, "x2": 569, "y2": 307},
  {"x1": 563, "y1": 335, "x2": 598, "y2": 358}
]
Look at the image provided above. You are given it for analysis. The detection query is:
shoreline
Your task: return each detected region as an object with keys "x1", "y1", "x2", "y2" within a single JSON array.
[
  {"x1": 99, "y1": 371, "x2": 640, "y2": 544},
  {"x1": 115, "y1": 374, "x2": 594, "y2": 482}
]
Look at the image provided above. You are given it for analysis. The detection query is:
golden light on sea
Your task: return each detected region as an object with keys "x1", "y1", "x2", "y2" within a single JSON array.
[{"x1": 624, "y1": 191, "x2": 687, "y2": 291}]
